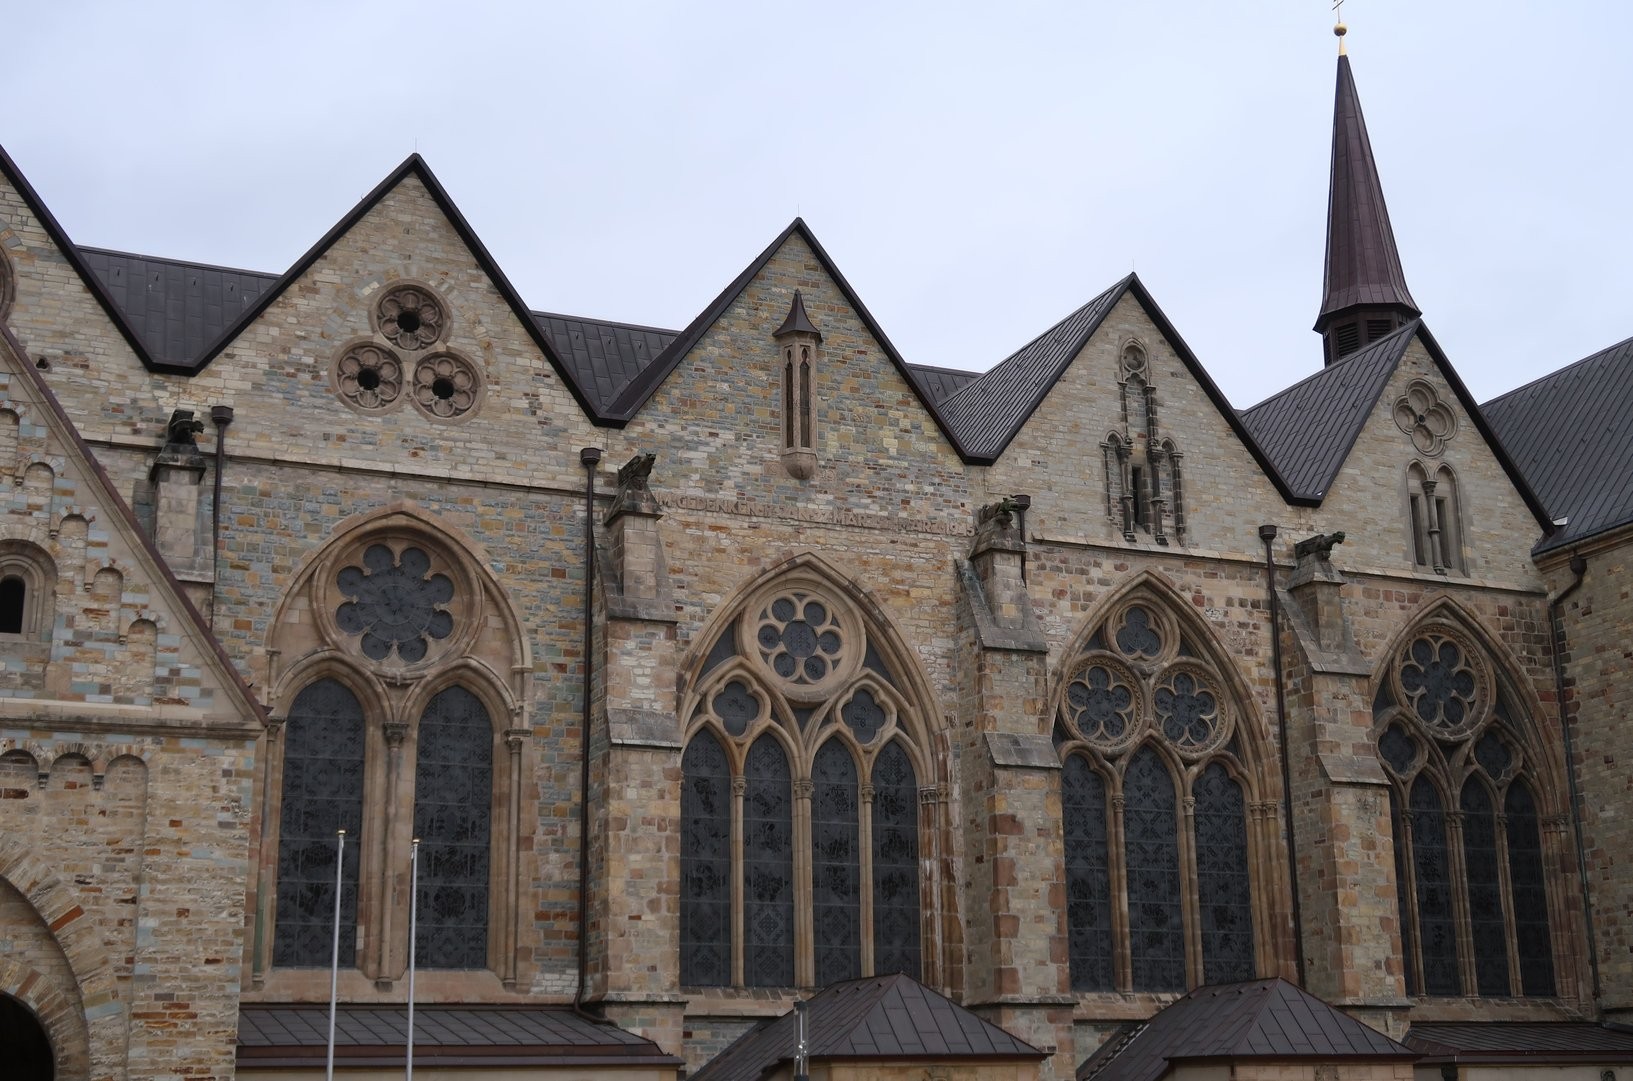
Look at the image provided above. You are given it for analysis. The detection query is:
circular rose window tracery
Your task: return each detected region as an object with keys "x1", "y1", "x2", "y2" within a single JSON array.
[
  {"x1": 412, "y1": 352, "x2": 481, "y2": 419},
  {"x1": 1060, "y1": 656, "x2": 1141, "y2": 752},
  {"x1": 335, "y1": 544, "x2": 455, "y2": 663},
  {"x1": 377, "y1": 284, "x2": 446, "y2": 350},
  {"x1": 334, "y1": 342, "x2": 404, "y2": 413},
  {"x1": 1395, "y1": 631, "x2": 1487, "y2": 736},
  {"x1": 1153, "y1": 665, "x2": 1227, "y2": 757}
]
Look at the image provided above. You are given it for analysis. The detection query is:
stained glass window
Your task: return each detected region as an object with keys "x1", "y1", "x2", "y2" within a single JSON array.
[
  {"x1": 812, "y1": 740, "x2": 861, "y2": 985},
  {"x1": 335, "y1": 545, "x2": 454, "y2": 664},
  {"x1": 1410, "y1": 777, "x2": 1460, "y2": 996},
  {"x1": 1459, "y1": 779, "x2": 1509, "y2": 996},
  {"x1": 1062, "y1": 756, "x2": 1112, "y2": 991},
  {"x1": 1125, "y1": 747, "x2": 1184, "y2": 991},
  {"x1": 870, "y1": 742, "x2": 920, "y2": 978},
  {"x1": 681, "y1": 731, "x2": 732, "y2": 986},
  {"x1": 1389, "y1": 787, "x2": 1418, "y2": 995},
  {"x1": 412, "y1": 686, "x2": 491, "y2": 969},
  {"x1": 743, "y1": 736, "x2": 794, "y2": 986},
  {"x1": 1505, "y1": 781, "x2": 1555, "y2": 996},
  {"x1": 275, "y1": 679, "x2": 365, "y2": 967},
  {"x1": 1195, "y1": 763, "x2": 1254, "y2": 984}
]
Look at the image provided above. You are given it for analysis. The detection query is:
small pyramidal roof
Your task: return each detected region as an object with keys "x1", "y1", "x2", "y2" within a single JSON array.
[
  {"x1": 774, "y1": 289, "x2": 822, "y2": 339},
  {"x1": 692, "y1": 973, "x2": 1043, "y2": 1081},
  {"x1": 1315, "y1": 51, "x2": 1420, "y2": 332},
  {"x1": 1078, "y1": 979, "x2": 1414, "y2": 1081}
]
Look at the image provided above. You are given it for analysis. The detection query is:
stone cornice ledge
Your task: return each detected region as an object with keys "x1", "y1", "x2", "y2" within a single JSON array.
[{"x1": 0, "y1": 696, "x2": 262, "y2": 739}]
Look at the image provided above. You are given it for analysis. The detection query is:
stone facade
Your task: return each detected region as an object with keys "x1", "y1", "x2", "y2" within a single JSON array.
[{"x1": 0, "y1": 57, "x2": 1628, "y2": 1081}]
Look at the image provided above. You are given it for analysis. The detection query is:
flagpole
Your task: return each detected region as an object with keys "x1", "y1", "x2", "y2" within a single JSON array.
[
  {"x1": 326, "y1": 828, "x2": 346, "y2": 1081},
  {"x1": 406, "y1": 838, "x2": 420, "y2": 1081}
]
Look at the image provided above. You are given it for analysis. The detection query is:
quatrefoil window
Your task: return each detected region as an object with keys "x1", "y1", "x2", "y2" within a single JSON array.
[
  {"x1": 756, "y1": 593, "x2": 844, "y2": 686},
  {"x1": 335, "y1": 545, "x2": 455, "y2": 663},
  {"x1": 1399, "y1": 634, "x2": 1479, "y2": 732},
  {"x1": 1062, "y1": 662, "x2": 1137, "y2": 750},
  {"x1": 1392, "y1": 380, "x2": 1457, "y2": 456},
  {"x1": 1155, "y1": 671, "x2": 1220, "y2": 750}
]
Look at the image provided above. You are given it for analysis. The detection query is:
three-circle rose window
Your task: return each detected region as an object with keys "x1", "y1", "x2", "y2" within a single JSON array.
[
  {"x1": 1055, "y1": 602, "x2": 1231, "y2": 759},
  {"x1": 331, "y1": 284, "x2": 481, "y2": 419},
  {"x1": 335, "y1": 544, "x2": 455, "y2": 663}
]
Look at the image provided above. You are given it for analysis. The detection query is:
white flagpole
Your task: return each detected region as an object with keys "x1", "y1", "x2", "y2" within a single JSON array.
[
  {"x1": 406, "y1": 838, "x2": 420, "y2": 1081},
  {"x1": 326, "y1": 828, "x2": 346, "y2": 1081}
]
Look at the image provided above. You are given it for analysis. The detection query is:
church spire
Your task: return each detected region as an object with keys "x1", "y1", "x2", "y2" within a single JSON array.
[{"x1": 1314, "y1": 40, "x2": 1420, "y2": 365}]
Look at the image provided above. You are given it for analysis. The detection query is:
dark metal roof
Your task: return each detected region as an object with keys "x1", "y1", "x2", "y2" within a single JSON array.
[
  {"x1": 908, "y1": 363, "x2": 981, "y2": 405},
  {"x1": 1315, "y1": 54, "x2": 1420, "y2": 332},
  {"x1": 691, "y1": 974, "x2": 1043, "y2": 1081},
  {"x1": 79, "y1": 247, "x2": 279, "y2": 369},
  {"x1": 1238, "y1": 321, "x2": 1417, "y2": 499},
  {"x1": 937, "y1": 277, "x2": 1127, "y2": 459},
  {"x1": 1077, "y1": 979, "x2": 1413, "y2": 1081},
  {"x1": 1482, "y1": 333, "x2": 1633, "y2": 552},
  {"x1": 531, "y1": 311, "x2": 678, "y2": 414},
  {"x1": 237, "y1": 1004, "x2": 681, "y2": 1069},
  {"x1": 1406, "y1": 1021, "x2": 1633, "y2": 1061}
]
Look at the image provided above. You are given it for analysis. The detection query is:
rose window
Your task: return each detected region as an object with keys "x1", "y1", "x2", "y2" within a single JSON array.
[
  {"x1": 335, "y1": 545, "x2": 454, "y2": 663},
  {"x1": 378, "y1": 285, "x2": 445, "y2": 350},
  {"x1": 1115, "y1": 606, "x2": 1163, "y2": 659},
  {"x1": 336, "y1": 343, "x2": 403, "y2": 411},
  {"x1": 413, "y1": 353, "x2": 481, "y2": 419},
  {"x1": 1393, "y1": 380, "x2": 1457, "y2": 456},
  {"x1": 1062, "y1": 662, "x2": 1137, "y2": 749},
  {"x1": 1155, "y1": 671, "x2": 1220, "y2": 751},
  {"x1": 1399, "y1": 634, "x2": 1478, "y2": 731},
  {"x1": 756, "y1": 593, "x2": 843, "y2": 686}
]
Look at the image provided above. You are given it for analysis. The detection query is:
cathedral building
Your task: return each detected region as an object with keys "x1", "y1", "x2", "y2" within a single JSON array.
[{"x1": 0, "y1": 30, "x2": 1630, "y2": 1081}]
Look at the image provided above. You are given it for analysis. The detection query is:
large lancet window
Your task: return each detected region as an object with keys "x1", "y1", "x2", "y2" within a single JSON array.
[
  {"x1": 1375, "y1": 620, "x2": 1557, "y2": 997},
  {"x1": 267, "y1": 522, "x2": 518, "y2": 985},
  {"x1": 680, "y1": 578, "x2": 929, "y2": 988},
  {"x1": 1056, "y1": 596, "x2": 1261, "y2": 992}
]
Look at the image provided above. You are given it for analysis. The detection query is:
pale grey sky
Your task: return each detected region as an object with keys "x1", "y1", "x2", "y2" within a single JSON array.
[{"x1": 3, "y1": 1, "x2": 1624, "y2": 407}]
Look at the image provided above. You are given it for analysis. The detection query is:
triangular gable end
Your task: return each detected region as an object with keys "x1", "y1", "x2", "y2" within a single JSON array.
[
  {"x1": 0, "y1": 143, "x2": 162, "y2": 371},
  {"x1": 180, "y1": 155, "x2": 602, "y2": 419},
  {"x1": 0, "y1": 319, "x2": 264, "y2": 728},
  {"x1": 602, "y1": 218, "x2": 974, "y2": 459}
]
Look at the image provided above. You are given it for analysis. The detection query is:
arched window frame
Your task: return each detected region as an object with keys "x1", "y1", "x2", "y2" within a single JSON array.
[
  {"x1": 1054, "y1": 586, "x2": 1272, "y2": 994},
  {"x1": 1406, "y1": 461, "x2": 1465, "y2": 575},
  {"x1": 0, "y1": 541, "x2": 56, "y2": 640},
  {"x1": 260, "y1": 514, "x2": 529, "y2": 991},
  {"x1": 1374, "y1": 615, "x2": 1562, "y2": 999},
  {"x1": 679, "y1": 570, "x2": 939, "y2": 989}
]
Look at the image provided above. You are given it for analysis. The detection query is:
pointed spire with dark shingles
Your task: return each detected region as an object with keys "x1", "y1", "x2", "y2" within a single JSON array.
[
  {"x1": 1315, "y1": 53, "x2": 1420, "y2": 339},
  {"x1": 773, "y1": 289, "x2": 822, "y2": 339}
]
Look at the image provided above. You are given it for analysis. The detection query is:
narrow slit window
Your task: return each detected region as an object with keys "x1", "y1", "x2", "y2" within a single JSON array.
[
  {"x1": 782, "y1": 354, "x2": 795, "y2": 449},
  {"x1": 1131, "y1": 466, "x2": 1147, "y2": 530},
  {"x1": 0, "y1": 576, "x2": 24, "y2": 634},
  {"x1": 1409, "y1": 495, "x2": 1429, "y2": 566},
  {"x1": 799, "y1": 351, "x2": 812, "y2": 449}
]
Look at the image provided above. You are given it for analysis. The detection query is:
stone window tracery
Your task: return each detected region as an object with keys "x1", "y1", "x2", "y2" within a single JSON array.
[
  {"x1": 1407, "y1": 462, "x2": 1464, "y2": 574},
  {"x1": 1375, "y1": 619, "x2": 1557, "y2": 998},
  {"x1": 680, "y1": 578, "x2": 927, "y2": 988},
  {"x1": 331, "y1": 281, "x2": 484, "y2": 420},
  {"x1": 1056, "y1": 595, "x2": 1259, "y2": 992},
  {"x1": 1104, "y1": 342, "x2": 1184, "y2": 544}
]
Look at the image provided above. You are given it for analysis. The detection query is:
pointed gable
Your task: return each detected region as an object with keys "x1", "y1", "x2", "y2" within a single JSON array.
[
  {"x1": 601, "y1": 218, "x2": 969, "y2": 455},
  {"x1": 0, "y1": 319, "x2": 262, "y2": 727}
]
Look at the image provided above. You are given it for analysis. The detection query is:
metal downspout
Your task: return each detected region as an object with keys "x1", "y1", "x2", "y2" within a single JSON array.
[
  {"x1": 1260, "y1": 524, "x2": 1306, "y2": 986},
  {"x1": 1550, "y1": 553, "x2": 1598, "y2": 1005},
  {"x1": 209, "y1": 405, "x2": 233, "y2": 631},
  {"x1": 575, "y1": 447, "x2": 603, "y2": 1020}
]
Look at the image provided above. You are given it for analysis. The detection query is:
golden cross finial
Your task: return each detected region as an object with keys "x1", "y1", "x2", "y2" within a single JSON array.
[{"x1": 1333, "y1": 0, "x2": 1348, "y2": 54}]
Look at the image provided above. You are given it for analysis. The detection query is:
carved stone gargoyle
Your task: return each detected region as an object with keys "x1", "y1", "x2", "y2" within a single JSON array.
[
  {"x1": 151, "y1": 408, "x2": 207, "y2": 476},
  {"x1": 606, "y1": 451, "x2": 661, "y2": 522},
  {"x1": 976, "y1": 497, "x2": 1024, "y2": 531},
  {"x1": 1294, "y1": 530, "x2": 1346, "y2": 564}
]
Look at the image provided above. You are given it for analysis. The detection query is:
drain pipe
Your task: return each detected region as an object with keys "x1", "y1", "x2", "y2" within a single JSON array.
[
  {"x1": 1260, "y1": 524, "x2": 1306, "y2": 986},
  {"x1": 1550, "y1": 553, "x2": 1599, "y2": 1005},
  {"x1": 575, "y1": 447, "x2": 603, "y2": 1019},
  {"x1": 209, "y1": 406, "x2": 234, "y2": 631}
]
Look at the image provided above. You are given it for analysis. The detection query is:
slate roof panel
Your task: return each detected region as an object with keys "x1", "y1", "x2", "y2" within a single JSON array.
[
  {"x1": 1076, "y1": 979, "x2": 1413, "y2": 1081},
  {"x1": 1406, "y1": 1021, "x2": 1633, "y2": 1056},
  {"x1": 1237, "y1": 321, "x2": 1416, "y2": 500},
  {"x1": 936, "y1": 278, "x2": 1128, "y2": 459},
  {"x1": 909, "y1": 363, "x2": 982, "y2": 405},
  {"x1": 79, "y1": 247, "x2": 279, "y2": 369},
  {"x1": 1482, "y1": 334, "x2": 1633, "y2": 551},
  {"x1": 691, "y1": 974, "x2": 1043, "y2": 1081},
  {"x1": 531, "y1": 311, "x2": 678, "y2": 413}
]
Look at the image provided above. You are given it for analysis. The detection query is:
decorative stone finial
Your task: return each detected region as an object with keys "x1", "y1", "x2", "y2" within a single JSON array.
[
  {"x1": 773, "y1": 290, "x2": 822, "y2": 341},
  {"x1": 1333, "y1": 0, "x2": 1347, "y2": 54}
]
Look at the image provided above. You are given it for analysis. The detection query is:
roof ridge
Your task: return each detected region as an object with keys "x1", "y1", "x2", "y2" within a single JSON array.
[{"x1": 76, "y1": 244, "x2": 281, "y2": 281}]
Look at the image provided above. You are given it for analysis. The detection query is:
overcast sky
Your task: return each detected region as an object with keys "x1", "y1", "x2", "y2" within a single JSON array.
[{"x1": 3, "y1": 1, "x2": 1625, "y2": 407}]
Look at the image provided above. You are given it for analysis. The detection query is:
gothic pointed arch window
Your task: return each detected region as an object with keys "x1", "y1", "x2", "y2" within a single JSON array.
[
  {"x1": 1406, "y1": 462, "x2": 1464, "y2": 574},
  {"x1": 1055, "y1": 594, "x2": 1262, "y2": 992},
  {"x1": 679, "y1": 575, "x2": 931, "y2": 988},
  {"x1": 264, "y1": 514, "x2": 526, "y2": 989},
  {"x1": 1375, "y1": 619, "x2": 1558, "y2": 997}
]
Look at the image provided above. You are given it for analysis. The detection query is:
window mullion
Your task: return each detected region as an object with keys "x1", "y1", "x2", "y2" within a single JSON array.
[
  {"x1": 1495, "y1": 808, "x2": 1522, "y2": 996},
  {"x1": 793, "y1": 777, "x2": 814, "y2": 987},
  {"x1": 1180, "y1": 791, "x2": 1200, "y2": 988},
  {"x1": 1445, "y1": 807, "x2": 1478, "y2": 994},
  {"x1": 730, "y1": 774, "x2": 746, "y2": 987},
  {"x1": 1109, "y1": 791, "x2": 1131, "y2": 992},
  {"x1": 374, "y1": 718, "x2": 410, "y2": 983},
  {"x1": 859, "y1": 781, "x2": 875, "y2": 977}
]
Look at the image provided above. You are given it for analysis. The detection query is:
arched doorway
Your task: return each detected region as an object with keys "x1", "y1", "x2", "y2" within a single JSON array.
[{"x1": 0, "y1": 994, "x2": 54, "y2": 1080}]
